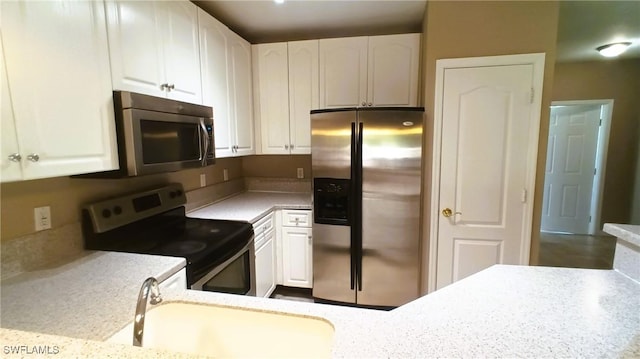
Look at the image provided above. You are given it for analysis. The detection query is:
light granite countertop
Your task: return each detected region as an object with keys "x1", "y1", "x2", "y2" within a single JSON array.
[
  {"x1": 187, "y1": 191, "x2": 312, "y2": 223},
  {"x1": 0, "y1": 251, "x2": 185, "y2": 341},
  {"x1": 604, "y1": 223, "x2": 640, "y2": 247},
  {"x1": 1, "y1": 265, "x2": 639, "y2": 357}
]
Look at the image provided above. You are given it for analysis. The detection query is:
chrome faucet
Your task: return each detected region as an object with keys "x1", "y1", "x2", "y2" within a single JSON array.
[{"x1": 133, "y1": 277, "x2": 163, "y2": 347}]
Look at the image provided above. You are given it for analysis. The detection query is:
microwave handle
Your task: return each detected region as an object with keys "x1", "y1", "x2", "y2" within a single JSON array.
[{"x1": 199, "y1": 118, "x2": 209, "y2": 166}]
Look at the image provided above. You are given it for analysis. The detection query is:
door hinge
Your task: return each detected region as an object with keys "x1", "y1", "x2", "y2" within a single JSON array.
[
  {"x1": 594, "y1": 168, "x2": 597, "y2": 175},
  {"x1": 589, "y1": 215, "x2": 592, "y2": 223},
  {"x1": 599, "y1": 119, "x2": 602, "y2": 126},
  {"x1": 530, "y1": 87, "x2": 534, "y2": 104},
  {"x1": 521, "y1": 188, "x2": 527, "y2": 203}
]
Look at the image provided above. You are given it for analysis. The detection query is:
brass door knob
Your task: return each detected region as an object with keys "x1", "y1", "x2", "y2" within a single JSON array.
[{"x1": 442, "y1": 208, "x2": 462, "y2": 218}]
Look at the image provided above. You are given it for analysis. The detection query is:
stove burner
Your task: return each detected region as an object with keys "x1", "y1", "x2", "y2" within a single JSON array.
[{"x1": 160, "y1": 241, "x2": 207, "y2": 255}]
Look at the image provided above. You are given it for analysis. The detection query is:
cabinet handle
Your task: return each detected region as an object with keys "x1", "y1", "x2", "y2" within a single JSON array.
[
  {"x1": 168, "y1": 84, "x2": 175, "y2": 91},
  {"x1": 160, "y1": 83, "x2": 168, "y2": 91},
  {"x1": 361, "y1": 101, "x2": 366, "y2": 106},
  {"x1": 27, "y1": 154, "x2": 40, "y2": 162},
  {"x1": 368, "y1": 103, "x2": 373, "y2": 107},
  {"x1": 290, "y1": 144, "x2": 294, "y2": 149},
  {"x1": 8, "y1": 153, "x2": 21, "y2": 162},
  {"x1": 285, "y1": 144, "x2": 289, "y2": 150}
]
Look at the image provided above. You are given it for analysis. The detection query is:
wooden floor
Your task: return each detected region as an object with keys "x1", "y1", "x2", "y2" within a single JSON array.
[{"x1": 537, "y1": 232, "x2": 616, "y2": 269}]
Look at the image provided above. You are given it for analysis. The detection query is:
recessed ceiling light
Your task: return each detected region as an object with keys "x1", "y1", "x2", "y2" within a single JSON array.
[
  {"x1": 596, "y1": 42, "x2": 632, "y2": 58},
  {"x1": 274, "y1": 0, "x2": 285, "y2": 4}
]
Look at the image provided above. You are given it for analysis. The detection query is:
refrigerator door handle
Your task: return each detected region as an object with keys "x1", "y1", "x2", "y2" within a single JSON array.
[
  {"x1": 356, "y1": 121, "x2": 364, "y2": 291},
  {"x1": 350, "y1": 122, "x2": 357, "y2": 291}
]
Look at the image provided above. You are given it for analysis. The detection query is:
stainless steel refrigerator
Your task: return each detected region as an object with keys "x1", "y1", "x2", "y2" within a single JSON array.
[{"x1": 311, "y1": 107, "x2": 424, "y2": 307}]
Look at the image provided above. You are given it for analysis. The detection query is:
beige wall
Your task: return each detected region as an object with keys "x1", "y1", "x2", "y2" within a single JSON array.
[
  {"x1": 421, "y1": 1, "x2": 560, "y2": 272},
  {"x1": 242, "y1": 155, "x2": 311, "y2": 179},
  {"x1": 0, "y1": 157, "x2": 243, "y2": 240},
  {"x1": 552, "y1": 59, "x2": 640, "y2": 226}
]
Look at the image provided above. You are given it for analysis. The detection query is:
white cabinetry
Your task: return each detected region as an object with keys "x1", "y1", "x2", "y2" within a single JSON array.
[
  {"x1": 105, "y1": 0, "x2": 202, "y2": 104},
  {"x1": 227, "y1": 31, "x2": 256, "y2": 156},
  {"x1": 253, "y1": 40, "x2": 317, "y2": 155},
  {"x1": 253, "y1": 43, "x2": 290, "y2": 155},
  {"x1": 287, "y1": 40, "x2": 317, "y2": 155},
  {"x1": 254, "y1": 213, "x2": 276, "y2": 298},
  {"x1": 159, "y1": 268, "x2": 187, "y2": 292},
  {"x1": 319, "y1": 33, "x2": 420, "y2": 108},
  {"x1": 279, "y1": 210, "x2": 313, "y2": 288},
  {"x1": 199, "y1": 9, "x2": 255, "y2": 158},
  {"x1": 1, "y1": 0, "x2": 118, "y2": 182}
]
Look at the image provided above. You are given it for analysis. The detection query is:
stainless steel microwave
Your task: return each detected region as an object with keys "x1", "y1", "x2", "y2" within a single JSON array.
[{"x1": 81, "y1": 91, "x2": 215, "y2": 178}]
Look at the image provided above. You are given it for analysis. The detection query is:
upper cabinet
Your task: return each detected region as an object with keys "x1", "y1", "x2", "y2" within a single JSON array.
[
  {"x1": 1, "y1": 0, "x2": 118, "y2": 182},
  {"x1": 199, "y1": 8, "x2": 255, "y2": 158},
  {"x1": 287, "y1": 40, "x2": 318, "y2": 154},
  {"x1": 105, "y1": 0, "x2": 202, "y2": 104},
  {"x1": 253, "y1": 40, "x2": 318, "y2": 155},
  {"x1": 319, "y1": 37, "x2": 368, "y2": 109},
  {"x1": 320, "y1": 34, "x2": 421, "y2": 108},
  {"x1": 227, "y1": 30, "x2": 256, "y2": 156}
]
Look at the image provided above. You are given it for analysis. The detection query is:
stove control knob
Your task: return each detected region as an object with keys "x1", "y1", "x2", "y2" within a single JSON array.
[
  {"x1": 113, "y1": 206, "x2": 122, "y2": 215},
  {"x1": 176, "y1": 189, "x2": 183, "y2": 197},
  {"x1": 102, "y1": 209, "x2": 112, "y2": 218},
  {"x1": 169, "y1": 191, "x2": 177, "y2": 199}
]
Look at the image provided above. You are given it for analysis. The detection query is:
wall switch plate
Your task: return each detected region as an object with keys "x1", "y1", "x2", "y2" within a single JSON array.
[
  {"x1": 34, "y1": 206, "x2": 51, "y2": 231},
  {"x1": 200, "y1": 174, "x2": 206, "y2": 187},
  {"x1": 223, "y1": 169, "x2": 229, "y2": 181},
  {"x1": 297, "y1": 168, "x2": 304, "y2": 179}
]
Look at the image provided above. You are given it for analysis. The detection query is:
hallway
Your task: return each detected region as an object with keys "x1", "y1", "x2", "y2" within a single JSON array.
[{"x1": 538, "y1": 232, "x2": 616, "y2": 269}]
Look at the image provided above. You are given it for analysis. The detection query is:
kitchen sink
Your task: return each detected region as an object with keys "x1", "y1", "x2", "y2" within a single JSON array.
[{"x1": 107, "y1": 301, "x2": 335, "y2": 358}]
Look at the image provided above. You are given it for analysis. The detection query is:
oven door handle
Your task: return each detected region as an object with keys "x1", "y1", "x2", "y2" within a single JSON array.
[{"x1": 199, "y1": 118, "x2": 210, "y2": 166}]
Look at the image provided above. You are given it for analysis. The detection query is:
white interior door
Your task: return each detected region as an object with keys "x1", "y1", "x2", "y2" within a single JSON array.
[
  {"x1": 435, "y1": 61, "x2": 541, "y2": 290},
  {"x1": 541, "y1": 105, "x2": 600, "y2": 234}
]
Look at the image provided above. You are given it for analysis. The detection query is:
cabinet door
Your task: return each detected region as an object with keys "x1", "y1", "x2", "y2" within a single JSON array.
[
  {"x1": 162, "y1": 1, "x2": 202, "y2": 104},
  {"x1": 198, "y1": 9, "x2": 233, "y2": 158},
  {"x1": 282, "y1": 226, "x2": 313, "y2": 288},
  {"x1": 0, "y1": 38, "x2": 21, "y2": 182},
  {"x1": 256, "y1": 43, "x2": 290, "y2": 155},
  {"x1": 288, "y1": 40, "x2": 318, "y2": 155},
  {"x1": 255, "y1": 231, "x2": 276, "y2": 298},
  {"x1": 2, "y1": 0, "x2": 118, "y2": 180},
  {"x1": 367, "y1": 34, "x2": 420, "y2": 107},
  {"x1": 228, "y1": 32, "x2": 255, "y2": 156},
  {"x1": 319, "y1": 37, "x2": 368, "y2": 108},
  {"x1": 105, "y1": 0, "x2": 166, "y2": 97}
]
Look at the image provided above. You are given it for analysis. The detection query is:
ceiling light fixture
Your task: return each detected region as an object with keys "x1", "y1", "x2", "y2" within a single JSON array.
[
  {"x1": 596, "y1": 42, "x2": 632, "y2": 58},
  {"x1": 274, "y1": 0, "x2": 285, "y2": 4}
]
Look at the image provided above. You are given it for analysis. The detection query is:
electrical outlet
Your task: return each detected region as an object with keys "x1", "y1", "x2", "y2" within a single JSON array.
[
  {"x1": 200, "y1": 174, "x2": 206, "y2": 187},
  {"x1": 223, "y1": 169, "x2": 229, "y2": 181},
  {"x1": 34, "y1": 206, "x2": 51, "y2": 231},
  {"x1": 297, "y1": 168, "x2": 304, "y2": 179}
]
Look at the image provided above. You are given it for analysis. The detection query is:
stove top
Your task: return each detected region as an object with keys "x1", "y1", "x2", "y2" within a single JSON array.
[{"x1": 81, "y1": 184, "x2": 254, "y2": 285}]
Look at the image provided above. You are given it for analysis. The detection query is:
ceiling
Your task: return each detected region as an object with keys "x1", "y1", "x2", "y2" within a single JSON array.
[{"x1": 193, "y1": 0, "x2": 640, "y2": 63}]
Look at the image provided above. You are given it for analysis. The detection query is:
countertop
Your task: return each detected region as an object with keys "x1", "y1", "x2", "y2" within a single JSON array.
[
  {"x1": 0, "y1": 251, "x2": 185, "y2": 341},
  {"x1": 2, "y1": 265, "x2": 639, "y2": 357},
  {"x1": 187, "y1": 191, "x2": 312, "y2": 223},
  {"x1": 604, "y1": 223, "x2": 640, "y2": 247}
]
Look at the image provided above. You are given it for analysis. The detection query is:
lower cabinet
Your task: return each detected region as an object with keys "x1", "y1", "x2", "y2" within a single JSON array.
[
  {"x1": 255, "y1": 228, "x2": 276, "y2": 298},
  {"x1": 279, "y1": 210, "x2": 313, "y2": 288},
  {"x1": 254, "y1": 212, "x2": 276, "y2": 298}
]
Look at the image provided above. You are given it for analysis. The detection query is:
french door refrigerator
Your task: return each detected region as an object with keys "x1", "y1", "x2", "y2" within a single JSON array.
[{"x1": 311, "y1": 107, "x2": 424, "y2": 307}]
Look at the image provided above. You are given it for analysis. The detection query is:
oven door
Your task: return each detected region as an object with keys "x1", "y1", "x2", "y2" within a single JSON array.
[
  {"x1": 191, "y1": 238, "x2": 257, "y2": 296},
  {"x1": 122, "y1": 109, "x2": 213, "y2": 176}
]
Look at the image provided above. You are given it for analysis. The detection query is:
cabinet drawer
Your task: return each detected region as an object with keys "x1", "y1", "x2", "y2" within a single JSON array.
[
  {"x1": 281, "y1": 210, "x2": 311, "y2": 227},
  {"x1": 253, "y1": 212, "x2": 274, "y2": 237}
]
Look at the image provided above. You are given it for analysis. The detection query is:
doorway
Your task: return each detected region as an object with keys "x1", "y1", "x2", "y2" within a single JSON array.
[
  {"x1": 538, "y1": 100, "x2": 615, "y2": 270},
  {"x1": 541, "y1": 100, "x2": 613, "y2": 235}
]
